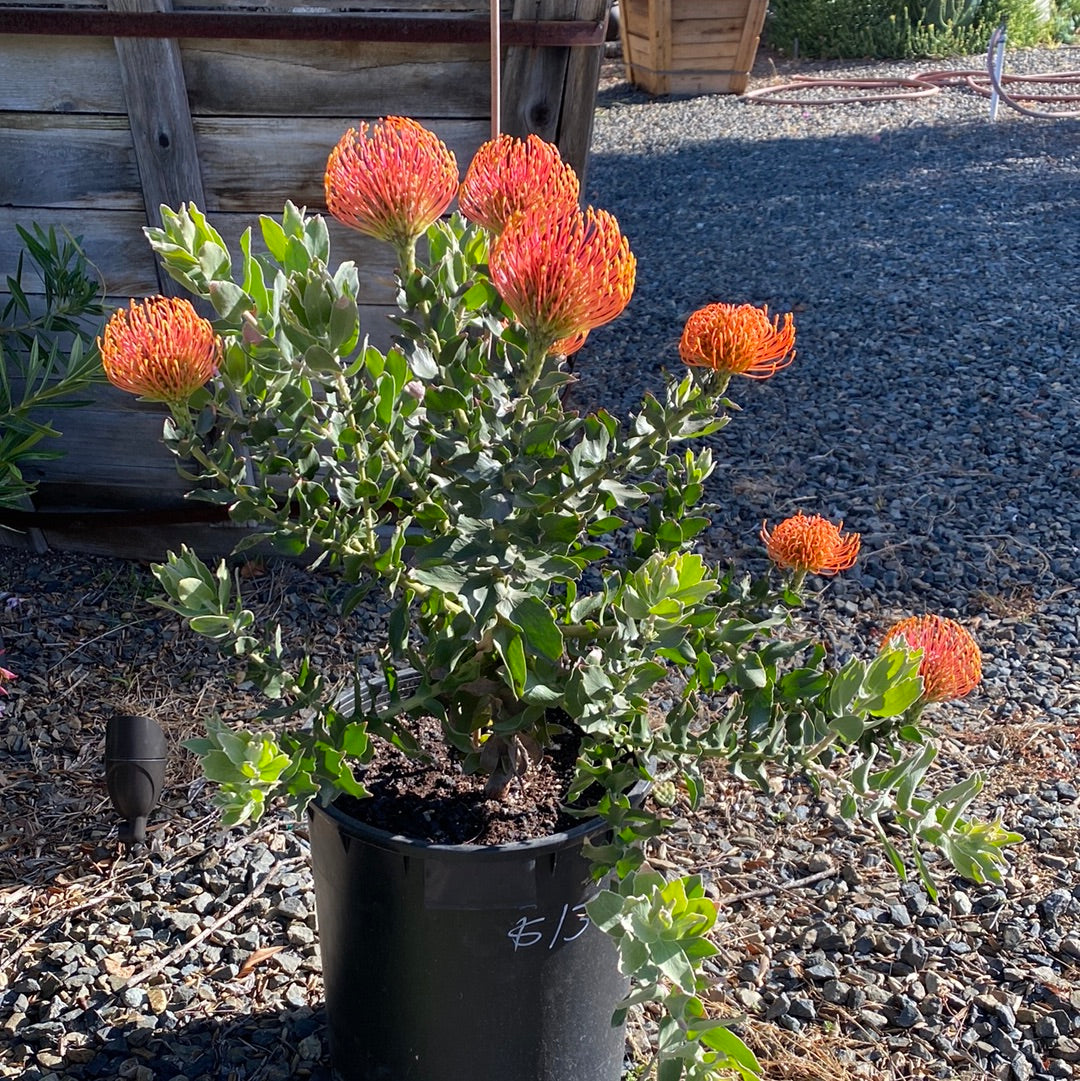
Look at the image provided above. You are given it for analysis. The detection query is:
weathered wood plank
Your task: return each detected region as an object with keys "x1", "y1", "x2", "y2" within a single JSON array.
[
  {"x1": 0, "y1": 34, "x2": 125, "y2": 112},
  {"x1": 108, "y1": 0, "x2": 206, "y2": 296},
  {"x1": 552, "y1": 0, "x2": 607, "y2": 182},
  {"x1": 179, "y1": 39, "x2": 492, "y2": 117},
  {"x1": 502, "y1": 0, "x2": 610, "y2": 176},
  {"x1": 0, "y1": 33, "x2": 493, "y2": 117},
  {"x1": 1, "y1": 115, "x2": 491, "y2": 213},
  {"x1": 670, "y1": 24, "x2": 745, "y2": 46},
  {"x1": 4, "y1": 0, "x2": 514, "y2": 12}
]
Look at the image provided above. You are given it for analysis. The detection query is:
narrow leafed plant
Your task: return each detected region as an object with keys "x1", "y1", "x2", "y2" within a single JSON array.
[
  {"x1": 0, "y1": 224, "x2": 106, "y2": 510},
  {"x1": 103, "y1": 120, "x2": 1020, "y2": 1081}
]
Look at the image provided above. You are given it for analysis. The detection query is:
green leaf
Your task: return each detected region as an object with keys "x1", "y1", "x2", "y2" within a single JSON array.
[
  {"x1": 511, "y1": 596, "x2": 563, "y2": 662},
  {"x1": 585, "y1": 889, "x2": 626, "y2": 933},
  {"x1": 492, "y1": 624, "x2": 527, "y2": 697},
  {"x1": 690, "y1": 1021, "x2": 761, "y2": 1074},
  {"x1": 828, "y1": 713, "x2": 865, "y2": 743}
]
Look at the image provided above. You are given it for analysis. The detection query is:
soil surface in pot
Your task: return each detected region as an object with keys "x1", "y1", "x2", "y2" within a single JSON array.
[{"x1": 335, "y1": 715, "x2": 591, "y2": 845}]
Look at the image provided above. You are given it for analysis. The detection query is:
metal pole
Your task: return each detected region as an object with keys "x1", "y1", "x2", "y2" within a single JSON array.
[{"x1": 490, "y1": 1, "x2": 501, "y2": 139}]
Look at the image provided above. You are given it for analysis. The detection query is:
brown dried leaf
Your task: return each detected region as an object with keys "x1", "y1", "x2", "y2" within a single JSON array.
[{"x1": 236, "y1": 945, "x2": 285, "y2": 980}]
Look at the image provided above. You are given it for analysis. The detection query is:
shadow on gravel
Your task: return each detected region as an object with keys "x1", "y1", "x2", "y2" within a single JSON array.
[
  {"x1": 580, "y1": 112, "x2": 1080, "y2": 621},
  {"x1": 20, "y1": 1004, "x2": 333, "y2": 1081}
]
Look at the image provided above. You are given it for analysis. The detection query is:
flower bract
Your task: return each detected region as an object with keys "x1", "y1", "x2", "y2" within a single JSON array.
[
  {"x1": 761, "y1": 512, "x2": 860, "y2": 576},
  {"x1": 459, "y1": 133, "x2": 580, "y2": 235},
  {"x1": 680, "y1": 302, "x2": 795, "y2": 379},
  {"x1": 324, "y1": 117, "x2": 458, "y2": 249},
  {"x1": 99, "y1": 297, "x2": 220, "y2": 404},
  {"x1": 490, "y1": 204, "x2": 636, "y2": 349},
  {"x1": 882, "y1": 615, "x2": 982, "y2": 703}
]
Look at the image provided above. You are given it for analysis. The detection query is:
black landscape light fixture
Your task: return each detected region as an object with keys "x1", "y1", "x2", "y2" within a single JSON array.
[{"x1": 105, "y1": 714, "x2": 167, "y2": 846}]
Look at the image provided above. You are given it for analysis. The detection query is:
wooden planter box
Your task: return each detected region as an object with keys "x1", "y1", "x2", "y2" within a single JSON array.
[
  {"x1": 0, "y1": 0, "x2": 611, "y2": 521},
  {"x1": 620, "y1": 0, "x2": 767, "y2": 96}
]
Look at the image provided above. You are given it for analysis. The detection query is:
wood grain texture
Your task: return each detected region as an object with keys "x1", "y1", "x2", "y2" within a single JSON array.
[
  {"x1": 619, "y1": 0, "x2": 765, "y2": 95},
  {"x1": 1, "y1": 115, "x2": 490, "y2": 212},
  {"x1": 1, "y1": 0, "x2": 516, "y2": 12},
  {"x1": 108, "y1": 0, "x2": 206, "y2": 294}
]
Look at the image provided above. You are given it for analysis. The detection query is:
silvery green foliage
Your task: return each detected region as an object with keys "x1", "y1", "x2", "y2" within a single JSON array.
[{"x1": 145, "y1": 201, "x2": 1019, "y2": 1081}]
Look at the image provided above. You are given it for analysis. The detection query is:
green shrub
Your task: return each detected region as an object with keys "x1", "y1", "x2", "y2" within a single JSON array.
[
  {"x1": 0, "y1": 225, "x2": 105, "y2": 510},
  {"x1": 763, "y1": 0, "x2": 1061, "y2": 59}
]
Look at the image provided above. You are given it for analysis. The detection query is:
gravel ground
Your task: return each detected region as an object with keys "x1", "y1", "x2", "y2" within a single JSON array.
[{"x1": 2, "y1": 45, "x2": 1080, "y2": 1081}]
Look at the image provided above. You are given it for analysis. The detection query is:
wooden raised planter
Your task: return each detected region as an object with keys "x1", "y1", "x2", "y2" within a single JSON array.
[
  {"x1": 0, "y1": 0, "x2": 611, "y2": 527},
  {"x1": 620, "y1": 0, "x2": 767, "y2": 96}
]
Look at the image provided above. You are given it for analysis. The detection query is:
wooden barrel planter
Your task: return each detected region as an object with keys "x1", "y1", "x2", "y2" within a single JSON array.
[
  {"x1": 0, "y1": 0, "x2": 611, "y2": 538},
  {"x1": 619, "y1": 0, "x2": 767, "y2": 96}
]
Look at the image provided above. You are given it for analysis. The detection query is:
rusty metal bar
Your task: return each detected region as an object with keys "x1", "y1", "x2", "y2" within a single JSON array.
[{"x1": 0, "y1": 7, "x2": 606, "y2": 45}]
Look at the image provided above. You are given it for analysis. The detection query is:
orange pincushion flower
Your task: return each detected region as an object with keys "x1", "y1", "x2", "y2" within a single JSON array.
[
  {"x1": 99, "y1": 297, "x2": 220, "y2": 404},
  {"x1": 761, "y1": 512, "x2": 860, "y2": 576},
  {"x1": 552, "y1": 330, "x2": 589, "y2": 357},
  {"x1": 882, "y1": 615, "x2": 982, "y2": 703},
  {"x1": 459, "y1": 133, "x2": 580, "y2": 235},
  {"x1": 324, "y1": 117, "x2": 458, "y2": 248},
  {"x1": 680, "y1": 302, "x2": 795, "y2": 379},
  {"x1": 490, "y1": 204, "x2": 636, "y2": 345}
]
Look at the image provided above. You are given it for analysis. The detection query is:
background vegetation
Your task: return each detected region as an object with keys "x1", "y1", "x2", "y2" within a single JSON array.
[
  {"x1": 763, "y1": 0, "x2": 1080, "y2": 59},
  {"x1": 0, "y1": 226, "x2": 105, "y2": 510}
]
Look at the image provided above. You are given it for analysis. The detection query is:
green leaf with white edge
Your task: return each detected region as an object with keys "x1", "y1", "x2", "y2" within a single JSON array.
[{"x1": 188, "y1": 614, "x2": 238, "y2": 638}]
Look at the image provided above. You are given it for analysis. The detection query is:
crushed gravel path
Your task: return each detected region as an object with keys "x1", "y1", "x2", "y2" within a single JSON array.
[{"x1": 1, "y1": 46, "x2": 1079, "y2": 1081}]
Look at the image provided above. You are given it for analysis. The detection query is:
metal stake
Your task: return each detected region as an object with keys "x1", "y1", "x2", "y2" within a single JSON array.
[
  {"x1": 989, "y1": 23, "x2": 1007, "y2": 122},
  {"x1": 491, "y1": 0, "x2": 501, "y2": 139}
]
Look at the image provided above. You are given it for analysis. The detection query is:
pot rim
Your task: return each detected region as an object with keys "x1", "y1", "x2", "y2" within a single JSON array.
[
  {"x1": 309, "y1": 794, "x2": 639, "y2": 862},
  {"x1": 321, "y1": 670, "x2": 650, "y2": 861}
]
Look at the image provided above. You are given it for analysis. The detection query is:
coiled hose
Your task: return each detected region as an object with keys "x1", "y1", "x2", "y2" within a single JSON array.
[{"x1": 743, "y1": 26, "x2": 1080, "y2": 117}]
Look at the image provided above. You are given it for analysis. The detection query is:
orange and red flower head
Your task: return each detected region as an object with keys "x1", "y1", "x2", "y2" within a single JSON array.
[
  {"x1": 99, "y1": 297, "x2": 220, "y2": 404},
  {"x1": 490, "y1": 204, "x2": 636, "y2": 346},
  {"x1": 680, "y1": 302, "x2": 795, "y2": 379},
  {"x1": 459, "y1": 133, "x2": 580, "y2": 235},
  {"x1": 761, "y1": 512, "x2": 860, "y2": 576},
  {"x1": 324, "y1": 117, "x2": 458, "y2": 248},
  {"x1": 882, "y1": 615, "x2": 982, "y2": 703}
]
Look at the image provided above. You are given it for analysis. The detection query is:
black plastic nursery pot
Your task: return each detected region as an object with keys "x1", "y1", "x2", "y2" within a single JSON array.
[{"x1": 308, "y1": 799, "x2": 630, "y2": 1081}]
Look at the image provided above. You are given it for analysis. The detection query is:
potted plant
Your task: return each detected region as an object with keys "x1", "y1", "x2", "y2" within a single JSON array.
[{"x1": 98, "y1": 117, "x2": 1018, "y2": 1081}]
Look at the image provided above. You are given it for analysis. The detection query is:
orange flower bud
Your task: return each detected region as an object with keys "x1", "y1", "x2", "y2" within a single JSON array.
[
  {"x1": 882, "y1": 615, "x2": 982, "y2": 703},
  {"x1": 680, "y1": 302, "x2": 795, "y2": 379},
  {"x1": 99, "y1": 297, "x2": 220, "y2": 404},
  {"x1": 325, "y1": 117, "x2": 458, "y2": 248},
  {"x1": 761, "y1": 512, "x2": 860, "y2": 576},
  {"x1": 459, "y1": 133, "x2": 580, "y2": 235}
]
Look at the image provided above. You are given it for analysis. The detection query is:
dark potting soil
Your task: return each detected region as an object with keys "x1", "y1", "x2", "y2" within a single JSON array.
[{"x1": 334, "y1": 714, "x2": 588, "y2": 845}]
